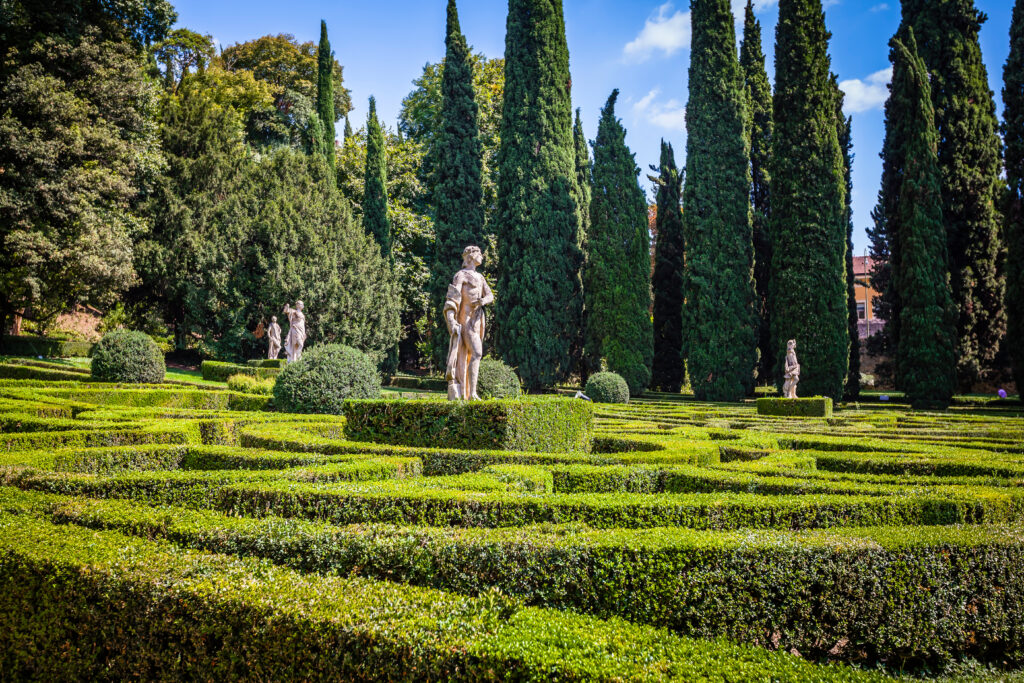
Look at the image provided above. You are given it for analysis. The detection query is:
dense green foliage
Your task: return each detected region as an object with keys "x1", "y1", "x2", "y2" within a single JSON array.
[
  {"x1": 475, "y1": 359, "x2": 522, "y2": 399},
  {"x1": 836, "y1": 85, "x2": 860, "y2": 400},
  {"x1": 343, "y1": 398, "x2": 593, "y2": 454},
  {"x1": 273, "y1": 345, "x2": 381, "y2": 415},
  {"x1": 226, "y1": 374, "x2": 275, "y2": 396},
  {"x1": 650, "y1": 142, "x2": 686, "y2": 394},
  {"x1": 740, "y1": 0, "x2": 775, "y2": 387},
  {"x1": 315, "y1": 20, "x2": 336, "y2": 172},
  {"x1": 91, "y1": 330, "x2": 166, "y2": 384},
  {"x1": 769, "y1": 0, "x2": 848, "y2": 402},
  {"x1": 900, "y1": 0, "x2": 1006, "y2": 388},
  {"x1": 495, "y1": 0, "x2": 584, "y2": 390},
  {"x1": 363, "y1": 97, "x2": 392, "y2": 259},
  {"x1": 428, "y1": 0, "x2": 485, "y2": 369},
  {"x1": 755, "y1": 397, "x2": 833, "y2": 418},
  {"x1": 892, "y1": 34, "x2": 958, "y2": 409},
  {"x1": 584, "y1": 372, "x2": 630, "y2": 404},
  {"x1": 585, "y1": 92, "x2": 653, "y2": 397},
  {"x1": 1005, "y1": 0, "x2": 1024, "y2": 395},
  {"x1": 573, "y1": 109, "x2": 597, "y2": 380},
  {"x1": 683, "y1": 0, "x2": 756, "y2": 402}
]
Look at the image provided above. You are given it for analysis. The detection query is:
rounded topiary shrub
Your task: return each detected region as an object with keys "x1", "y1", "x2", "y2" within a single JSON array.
[
  {"x1": 476, "y1": 358, "x2": 522, "y2": 399},
  {"x1": 91, "y1": 329, "x2": 165, "y2": 383},
  {"x1": 273, "y1": 344, "x2": 380, "y2": 414},
  {"x1": 585, "y1": 372, "x2": 630, "y2": 404}
]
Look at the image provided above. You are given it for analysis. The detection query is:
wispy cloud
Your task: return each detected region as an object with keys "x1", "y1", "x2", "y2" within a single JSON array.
[
  {"x1": 632, "y1": 88, "x2": 687, "y2": 130},
  {"x1": 869, "y1": 3, "x2": 889, "y2": 12},
  {"x1": 623, "y1": 3, "x2": 691, "y2": 63},
  {"x1": 729, "y1": 0, "x2": 778, "y2": 17},
  {"x1": 839, "y1": 67, "x2": 892, "y2": 114}
]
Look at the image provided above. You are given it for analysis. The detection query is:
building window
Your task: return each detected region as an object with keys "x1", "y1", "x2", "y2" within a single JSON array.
[{"x1": 857, "y1": 302, "x2": 866, "y2": 320}]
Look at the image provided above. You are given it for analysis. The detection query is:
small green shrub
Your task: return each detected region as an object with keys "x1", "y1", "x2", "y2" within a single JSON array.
[
  {"x1": 586, "y1": 372, "x2": 630, "y2": 404},
  {"x1": 756, "y1": 397, "x2": 834, "y2": 418},
  {"x1": 476, "y1": 359, "x2": 522, "y2": 399},
  {"x1": 91, "y1": 330, "x2": 165, "y2": 384},
  {"x1": 274, "y1": 345, "x2": 380, "y2": 415},
  {"x1": 227, "y1": 374, "x2": 274, "y2": 396}
]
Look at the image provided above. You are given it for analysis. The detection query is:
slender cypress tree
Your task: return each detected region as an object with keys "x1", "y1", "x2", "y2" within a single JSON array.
[
  {"x1": 683, "y1": 0, "x2": 756, "y2": 401},
  {"x1": 901, "y1": 0, "x2": 1005, "y2": 388},
  {"x1": 770, "y1": 0, "x2": 848, "y2": 401},
  {"x1": 1005, "y1": 0, "x2": 1024, "y2": 394},
  {"x1": 495, "y1": 0, "x2": 584, "y2": 390},
  {"x1": 316, "y1": 20, "x2": 335, "y2": 173},
  {"x1": 650, "y1": 140, "x2": 685, "y2": 393},
  {"x1": 572, "y1": 108, "x2": 594, "y2": 380},
  {"x1": 429, "y1": 0, "x2": 485, "y2": 368},
  {"x1": 835, "y1": 80, "x2": 859, "y2": 399},
  {"x1": 363, "y1": 96, "x2": 391, "y2": 258},
  {"x1": 892, "y1": 32, "x2": 957, "y2": 408},
  {"x1": 586, "y1": 91, "x2": 653, "y2": 396},
  {"x1": 740, "y1": 0, "x2": 774, "y2": 387},
  {"x1": 343, "y1": 115, "x2": 353, "y2": 142}
]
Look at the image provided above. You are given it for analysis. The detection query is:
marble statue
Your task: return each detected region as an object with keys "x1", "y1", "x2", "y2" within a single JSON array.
[
  {"x1": 267, "y1": 316, "x2": 282, "y2": 360},
  {"x1": 444, "y1": 246, "x2": 494, "y2": 400},
  {"x1": 283, "y1": 301, "x2": 306, "y2": 363},
  {"x1": 783, "y1": 339, "x2": 800, "y2": 399}
]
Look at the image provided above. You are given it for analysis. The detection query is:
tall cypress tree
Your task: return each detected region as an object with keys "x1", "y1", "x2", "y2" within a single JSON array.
[
  {"x1": 495, "y1": 0, "x2": 584, "y2": 390},
  {"x1": 572, "y1": 108, "x2": 594, "y2": 380},
  {"x1": 1005, "y1": 0, "x2": 1024, "y2": 395},
  {"x1": 586, "y1": 91, "x2": 653, "y2": 396},
  {"x1": 343, "y1": 115, "x2": 353, "y2": 142},
  {"x1": 770, "y1": 0, "x2": 848, "y2": 401},
  {"x1": 901, "y1": 0, "x2": 1005, "y2": 388},
  {"x1": 835, "y1": 79, "x2": 860, "y2": 400},
  {"x1": 740, "y1": 0, "x2": 774, "y2": 387},
  {"x1": 363, "y1": 96, "x2": 391, "y2": 259},
  {"x1": 892, "y1": 32, "x2": 957, "y2": 408},
  {"x1": 429, "y1": 0, "x2": 485, "y2": 368},
  {"x1": 683, "y1": 0, "x2": 756, "y2": 402},
  {"x1": 316, "y1": 20, "x2": 335, "y2": 173},
  {"x1": 650, "y1": 140, "x2": 685, "y2": 393}
]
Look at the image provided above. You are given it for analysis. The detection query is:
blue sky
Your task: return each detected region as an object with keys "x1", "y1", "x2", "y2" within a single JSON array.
[{"x1": 171, "y1": 0, "x2": 1014, "y2": 254}]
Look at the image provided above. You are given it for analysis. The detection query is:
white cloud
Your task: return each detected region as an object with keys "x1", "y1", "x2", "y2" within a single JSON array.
[
  {"x1": 870, "y1": 3, "x2": 889, "y2": 11},
  {"x1": 730, "y1": 0, "x2": 778, "y2": 17},
  {"x1": 623, "y1": 3, "x2": 691, "y2": 63},
  {"x1": 839, "y1": 67, "x2": 892, "y2": 114},
  {"x1": 632, "y1": 88, "x2": 687, "y2": 130}
]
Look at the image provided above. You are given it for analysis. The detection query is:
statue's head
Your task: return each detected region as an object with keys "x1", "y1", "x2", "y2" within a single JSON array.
[
  {"x1": 787, "y1": 339, "x2": 797, "y2": 351},
  {"x1": 296, "y1": 301, "x2": 304, "y2": 311},
  {"x1": 271, "y1": 316, "x2": 277, "y2": 323},
  {"x1": 462, "y1": 245, "x2": 483, "y2": 268}
]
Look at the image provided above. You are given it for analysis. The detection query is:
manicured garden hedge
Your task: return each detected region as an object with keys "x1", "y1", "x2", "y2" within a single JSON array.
[
  {"x1": 201, "y1": 361, "x2": 280, "y2": 382},
  {"x1": 0, "y1": 335, "x2": 94, "y2": 357},
  {"x1": 343, "y1": 398, "x2": 594, "y2": 454},
  {"x1": 756, "y1": 397, "x2": 834, "y2": 418}
]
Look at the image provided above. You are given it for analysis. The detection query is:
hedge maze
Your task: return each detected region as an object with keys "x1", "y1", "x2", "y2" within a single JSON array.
[{"x1": 1, "y1": 368, "x2": 1023, "y2": 680}]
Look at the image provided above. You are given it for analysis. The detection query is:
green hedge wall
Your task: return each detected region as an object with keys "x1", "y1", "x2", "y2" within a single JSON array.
[
  {"x1": 0, "y1": 513, "x2": 879, "y2": 681},
  {"x1": 202, "y1": 361, "x2": 280, "y2": 382},
  {"x1": 0, "y1": 335, "x2": 94, "y2": 357},
  {"x1": 343, "y1": 398, "x2": 594, "y2": 454},
  {"x1": 0, "y1": 363, "x2": 93, "y2": 383},
  {"x1": 756, "y1": 397, "x2": 834, "y2": 418}
]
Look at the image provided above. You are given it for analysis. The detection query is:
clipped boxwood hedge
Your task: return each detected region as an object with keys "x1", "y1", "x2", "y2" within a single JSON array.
[
  {"x1": 586, "y1": 372, "x2": 630, "y2": 404},
  {"x1": 91, "y1": 330, "x2": 165, "y2": 384},
  {"x1": 343, "y1": 398, "x2": 593, "y2": 454},
  {"x1": 274, "y1": 345, "x2": 380, "y2": 415},
  {"x1": 756, "y1": 397, "x2": 834, "y2": 418},
  {"x1": 0, "y1": 335, "x2": 94, "y2": 357},
  {"x1": 475, "y1": 359, "x2": 522, "y2": 399}
]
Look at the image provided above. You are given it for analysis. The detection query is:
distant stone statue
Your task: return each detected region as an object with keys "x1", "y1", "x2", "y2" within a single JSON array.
[
  {"x1": 783, "y1": 339, "x2": 800, "y2": 399},
  {"x1": 267, "y1": 316, "x2": 282, "y2": 360},
  {"x1": 444, "y1": 246, "x2": 494, "y2": 400},
  {"x1": 283, "y1": 301, "x2": 306, "y2": 363}
]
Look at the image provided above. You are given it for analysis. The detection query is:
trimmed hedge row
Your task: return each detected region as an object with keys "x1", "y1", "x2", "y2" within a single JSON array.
[
  {"x1": 15, "y1": 489, "x2": 1024, "y2": 668},
  {"x1": 0, "y1": 513, "x2": 875, "y2": 681},
  {"x1": 0, "y1": 387, "x2": 269, "y2": 412},
  {"x1": 201, "y1": 361, "x2": 279, "y2": 382},
  {"x1": 0, "y1": 422, "x2": 201, "y2": 454},
  {"x1": 0, "y1": 335, "x2": 94, "y2": 357},
  {"x1": 0, "y1": 363, "x2": 94, "y2": 382},
  {"x1": 757, "y1": 397, "x2": 834, "y2": 418},
  {"x1": 343, "y1": 398, "x2": 594, "y2": 454}
]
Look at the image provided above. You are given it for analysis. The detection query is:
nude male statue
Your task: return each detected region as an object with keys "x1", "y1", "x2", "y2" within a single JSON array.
[
  {"x1": 444, "y1": 246, "x2": 494, "y2": 401},
  {"x1": 267, "y1": 316, "x2": 282, "y2": 360},
  {"x1": 783, "y1": 339, "x2": 800, "y2": 399}
]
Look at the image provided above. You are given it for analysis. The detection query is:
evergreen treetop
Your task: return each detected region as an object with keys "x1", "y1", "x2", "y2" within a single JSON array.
[
  {"x1": 364, "y1": 96, "x2": 392, "y2": 260},
  {"x1": 650, "y1": 140, "x2": 686, "y2": 394},
  {"x1": 316, "y1": 20, "x2": 336, "y2": 173}
]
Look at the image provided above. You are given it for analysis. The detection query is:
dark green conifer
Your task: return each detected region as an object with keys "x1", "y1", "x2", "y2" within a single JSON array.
[
  {"x1": 892, "y1": 32, "x2": 957, "y2": 408},
  {"x1": 495, "y1": 0, "x2": 584, "y2": 390},
  {"x1": 650, "y1": 140, "x2": 685, "y2": 393},
  {"x1": 683, "y1": 0, "x2": 757, "y2": 402},
  {"x1": 572, "y1": 108, "x2": 595, "y2": 380},
  {"x1": 1004, "y1": 0, "x2": 1024, "y2": 394},
  {"x1": 901, "y1": 0, "x2": 1005, "y2": 388},
  {"x1": 769, "y1": 0, "x2": 848, "y2": 401},
  {"x1": 585, "y1": 91, "x2": 653, "y2": 396},
  {"x1": 316, "y1": 20, "x2": 335, "y2": 173},
  {"x1": 740, "y1": 0, "x2": 774, "y2": 387},
  {"x1": 343, "y1": 115, "x2": 353, "y2": 142},
  {"x1": 429, "y1": 0, "x2": 485, "y2": 368},
  {"x1": 363, "y1": 96, "x2": 391, "y2": 259},
  {"x1": 835, "y1": 80, "x2": 859, "y2": 399}
]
